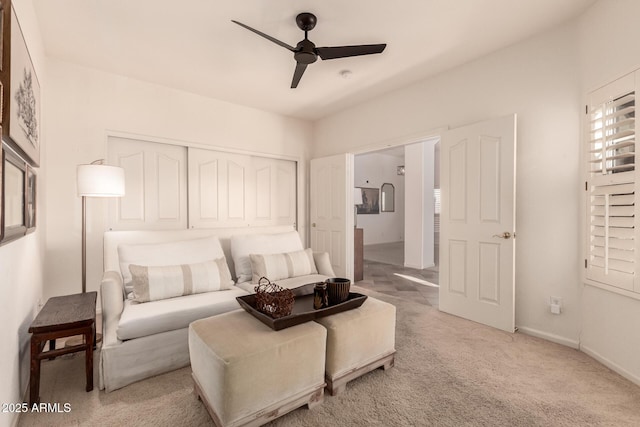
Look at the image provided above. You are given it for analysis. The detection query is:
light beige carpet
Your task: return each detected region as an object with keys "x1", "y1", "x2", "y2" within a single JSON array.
[{"x1": 18, "y1": 288, "x2": 640, "y2": 426}]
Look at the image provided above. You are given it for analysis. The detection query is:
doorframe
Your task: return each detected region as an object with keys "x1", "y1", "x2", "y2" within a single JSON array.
[{"x1": 346, "y1": 128, "x2": 446, "y2": 274}]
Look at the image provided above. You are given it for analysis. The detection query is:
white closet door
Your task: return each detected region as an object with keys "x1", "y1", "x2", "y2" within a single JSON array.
[
  {"x1": 108, "y1": 137, "x2": 187, "y2": 230},
  {"x1": 250, "y1": 156, "x2": 297, "y2": 228},
  {"x1": 188, "y1": 148, "x2": 296, "y2": 228},
  {"x1": 188, "y1": 148, "x2": 250, "y2": 227}
]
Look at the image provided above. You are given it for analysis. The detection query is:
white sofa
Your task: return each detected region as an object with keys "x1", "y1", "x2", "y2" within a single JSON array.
[{"x1": 99, "y1": 226, "x2": 335, "y2": 392}]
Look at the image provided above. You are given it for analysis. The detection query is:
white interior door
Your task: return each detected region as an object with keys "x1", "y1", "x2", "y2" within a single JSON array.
[
  {"x1": 439, "y1": 114, "x2": 517, "y2": 333},
  {"x1": 310, "y1": 154, "x2": 352, "y2": 279}
]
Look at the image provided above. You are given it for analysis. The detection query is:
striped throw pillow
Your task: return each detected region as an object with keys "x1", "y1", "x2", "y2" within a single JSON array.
[
  {"x1": 129, "y1": 258, "x2": 234, "y2": 303},
  {"x1": 249, "y1": 248, "x2": 318, "y2": 284}
]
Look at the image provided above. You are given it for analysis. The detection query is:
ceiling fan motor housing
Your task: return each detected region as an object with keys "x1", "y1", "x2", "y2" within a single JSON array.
[{"x1": 295, "y1": 39, "x2": 318, "y2": 64}]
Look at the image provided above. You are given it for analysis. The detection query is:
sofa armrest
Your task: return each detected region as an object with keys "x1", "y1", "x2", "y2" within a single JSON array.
[
  {"x1": 101, "y1": 271, "x2": 124, "y2": 346},
  {"x1": 313, "y1": 252, "x2": 336, "y2": 277}
]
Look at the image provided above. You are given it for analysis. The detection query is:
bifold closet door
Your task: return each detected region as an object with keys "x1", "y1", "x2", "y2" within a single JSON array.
[
  {"x1": 107, "y1": 137, "x2": 188, "y2": 230},
  {"x1": 188, "y1": 148, "x2": 297, "y2": 229}
]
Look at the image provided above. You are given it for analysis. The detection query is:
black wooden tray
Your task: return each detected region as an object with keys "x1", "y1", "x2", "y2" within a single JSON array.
[{"x1": 236, "y1": 283, "x2": 367, "y2": 330}]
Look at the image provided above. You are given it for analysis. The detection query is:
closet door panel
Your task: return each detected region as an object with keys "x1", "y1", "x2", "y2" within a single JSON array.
[
  {"x1": 108, "y1": 137, "x2": 187, "y2": 230},
  {"x1": 156, "y1": 153, "x2": 182, "y2": 221},
  {"x1": 118, "y1": 152, "x2": 145, "y2": 222},
  {"x1": 276, "y1": 160, "x2": 296, "y2": 225},
  {"x1": 189, "y1": 148, "x2": 296, "y2": 229},
  {"x1": 226, "y1": 159, "x2": 247, "y2": 221}
]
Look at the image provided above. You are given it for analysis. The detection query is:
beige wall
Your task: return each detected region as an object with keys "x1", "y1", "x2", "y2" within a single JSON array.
[
  {"x1": 43, "y1": 59, "x2": 314, "y2": 304},
  {"x1": 314, "y1": 21, "x2": 583, "y2": 346},
  {"x1": 0, "y1": 2, "x2": 47, "y2": 425},
  {"x1": 354, "y1": 152, "x2": 406, "y2": 245},
  {"x1": 313, "y1": 0, "x2": 640, "y2": 386},
  {"x1": 577, "y1": 0, "x2": 640, "y2": 386}
]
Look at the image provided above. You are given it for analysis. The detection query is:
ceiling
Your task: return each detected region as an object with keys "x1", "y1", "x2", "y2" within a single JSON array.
[{"x1": 33, "y1": 0, "x2": 596, "y2": 121}]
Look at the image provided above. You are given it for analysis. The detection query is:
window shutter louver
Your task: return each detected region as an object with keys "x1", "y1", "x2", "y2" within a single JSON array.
[{"x1": 586, "y1": 73, "x2": 638, "y2": 293}]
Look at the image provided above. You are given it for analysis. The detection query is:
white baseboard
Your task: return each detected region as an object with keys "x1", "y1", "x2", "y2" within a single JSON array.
[
  {"x1": 403, "y1": 263, "x2": 422, "y2": 269},
  {"x1": 519, "y1": 327, "x2": 640, "y2": 386},
  {"x1": 517, "y1": 326, "x2": 580, "y2": 349},
  {"x1": 580, "y1": 345, "x2": 640, "y2": 388}
]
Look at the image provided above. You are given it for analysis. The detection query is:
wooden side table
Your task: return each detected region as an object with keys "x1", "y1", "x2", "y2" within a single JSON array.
[{"x1": 28, "y1": 292, "x2": 97, "y2": 405}]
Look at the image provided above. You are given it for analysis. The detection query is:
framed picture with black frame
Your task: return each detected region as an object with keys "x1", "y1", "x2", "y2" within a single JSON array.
[{"x1": 356, "y1": 187, "x2": 380, "y2": 215}]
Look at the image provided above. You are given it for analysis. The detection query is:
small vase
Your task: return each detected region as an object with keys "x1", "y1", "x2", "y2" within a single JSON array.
[
  {"x1": 326, "y1": 278, "x2": 351, "y2": 305},
  {"x1": 313, "y1": 282, "x2": 328, "y2": 309}
]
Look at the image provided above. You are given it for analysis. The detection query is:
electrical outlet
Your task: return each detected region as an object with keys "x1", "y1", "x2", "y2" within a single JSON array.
[{"x1": 550, "y1": 296, "x2": 562, "y2": 314}]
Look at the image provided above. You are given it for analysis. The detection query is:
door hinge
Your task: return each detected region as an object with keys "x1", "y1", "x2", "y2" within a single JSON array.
[
  {"x1": 585, "y1": 181, "x2": 588, "y2": 191},
  {"x1": 585, "y1": 259, "x2": 588, "y2": 268},
  {"x1": 585, "y1": 104, "x2": 588, "y2": 114}
]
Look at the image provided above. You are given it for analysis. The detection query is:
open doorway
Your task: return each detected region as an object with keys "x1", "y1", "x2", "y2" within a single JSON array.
[
  {"x1": 353, "y1": 139, "x2": 440, "y2": 306},
  {"x1": 354, "y1": 146, "x2": 405, "y2": 266}
]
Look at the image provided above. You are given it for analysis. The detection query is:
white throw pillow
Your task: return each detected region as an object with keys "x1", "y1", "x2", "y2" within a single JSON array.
[
  {"x1": 129, "y1": 258, "x2": 234, "y2": 303},
  {"x1": 231, "y1": 231, "x2": 304, "y2": 283},
  {"x1": 250, "y1": 248, "x2": 318, "y2": 284},
  {"x1": 118, "y1": 236, "x2": 226, "y2": 294}
]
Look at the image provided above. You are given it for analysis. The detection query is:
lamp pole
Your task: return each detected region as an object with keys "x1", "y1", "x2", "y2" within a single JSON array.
[{"x1": 82, "y1": 195, "x2": 87, "y2": 293}]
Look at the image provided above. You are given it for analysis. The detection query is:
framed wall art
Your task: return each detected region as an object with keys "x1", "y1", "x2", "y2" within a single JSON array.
[
  {"x1": 25, "y1": 162, "x2": 34, "y2": 231},
  {"x1": 2, "y1": 4, "x2": 40, "y2": 167},
  {"x1": 1, "y1": 142, "x2": 27, "y2": 244},
  {"x1": 356, "y1": 187, "x2": 380, "y2": 215}
]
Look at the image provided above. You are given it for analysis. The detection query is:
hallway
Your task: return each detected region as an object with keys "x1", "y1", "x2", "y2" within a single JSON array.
[{"x1": 357, "y1": 260, "x2": 439, "y2": 307}]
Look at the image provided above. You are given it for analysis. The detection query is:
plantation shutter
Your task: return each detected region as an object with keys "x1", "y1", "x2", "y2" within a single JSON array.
[{"x1": 586, "y1": 72, "x2": 638, "y2": 292}]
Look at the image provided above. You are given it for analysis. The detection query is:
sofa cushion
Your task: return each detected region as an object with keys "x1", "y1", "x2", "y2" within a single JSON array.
[
  {"x1": 118, "y1": 236, "x2": 226, "y2": 295},
  {"x1": 231, "y1": 231, "x2": 304, "y2": 284},
  {"x1": 130, "y1": 258, "x2": 234, "y2": 303},
  {"x1": 249, "y1": 248, "x2": 318, "y2": 284},
  {"x1": 117, "y1": 287, "x2": 248, "y2": 340}
]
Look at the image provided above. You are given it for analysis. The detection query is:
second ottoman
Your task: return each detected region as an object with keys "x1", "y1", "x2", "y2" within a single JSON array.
[{"x1": 315, "y1": 297, "x2": 396, "y2": 395}]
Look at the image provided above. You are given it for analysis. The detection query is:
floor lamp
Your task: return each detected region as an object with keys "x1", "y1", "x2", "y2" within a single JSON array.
[
  {"x1": 74, "y1": 160, "x2": 124, "y2": 346},
  {"x1": 77, "y1": 160, "x2": 125, "y2": 294}
]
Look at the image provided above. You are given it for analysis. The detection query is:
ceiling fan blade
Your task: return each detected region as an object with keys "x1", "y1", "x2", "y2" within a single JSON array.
[
  {"x1": 316, "y1": 44, "x2": 386, "y2": 60},
  {"x1": 291, "y1": 62, "x2": 308, "y2": 88},
  {"x1": 231, "y1": 20, "x2": 296, "y2": 52}
]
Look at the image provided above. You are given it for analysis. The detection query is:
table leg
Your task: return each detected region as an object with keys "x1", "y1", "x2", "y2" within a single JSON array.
[
  {"x1": 29, "y1": 336, "x2": 41, "y2": 405},
  {"x1": 85, "y1": 326, "x2": 94, "y2": 392},
  {"x1": 48, "y1": 339, "x2": 57, "y2": 360}
]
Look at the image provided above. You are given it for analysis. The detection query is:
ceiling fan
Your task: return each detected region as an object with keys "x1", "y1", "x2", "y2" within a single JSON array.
[{"x1": 232, "y1": 12, "x2": 387, "y2": 88}]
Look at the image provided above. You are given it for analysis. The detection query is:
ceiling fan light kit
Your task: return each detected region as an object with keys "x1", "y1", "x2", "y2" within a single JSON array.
[{"x1": 232, "y1": 12, "x2": 386, "y2": 88}]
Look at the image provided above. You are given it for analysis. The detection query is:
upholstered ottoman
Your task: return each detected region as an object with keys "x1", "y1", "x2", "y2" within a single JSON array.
[
  {"x1": 315, "y1": 297, "x2": 396, "y2": 395},
  {"x1": 189, "y1": 310, "x2": 327, "y2": 427}
]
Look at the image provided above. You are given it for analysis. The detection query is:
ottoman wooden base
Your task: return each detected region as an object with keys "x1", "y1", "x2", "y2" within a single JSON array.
[
  {"x1": 325, "y1": 351, "x2": 395, "y2": 396},
  {"x1": 193, "y1": 374, "x2": 324, "y2": 427}
]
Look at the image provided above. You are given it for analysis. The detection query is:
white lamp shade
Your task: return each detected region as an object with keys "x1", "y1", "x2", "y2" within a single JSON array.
[
  {"x1": 77, "y1": 164, "x2": 125, "y2": 197},
  {"x1": 354, "y1": 188, "x2": 363, "y2": 205}
]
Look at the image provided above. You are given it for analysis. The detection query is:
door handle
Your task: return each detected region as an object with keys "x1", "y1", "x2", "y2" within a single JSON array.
[
  {"x1": 312, "y1": 223, "x2": 316, "y2": 227},
  {"x1": 493, "y1": 232, "x2": 512, "y2": 239}
]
